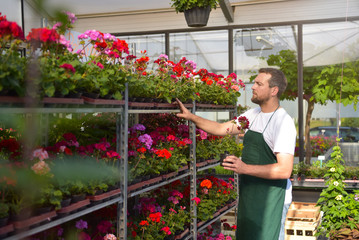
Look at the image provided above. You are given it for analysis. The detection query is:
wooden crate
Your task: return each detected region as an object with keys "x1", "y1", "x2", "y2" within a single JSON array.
[
  {"x1": 285, "y1": 202, "x2": 320, "y2": 240},
  {"x1": 220, "y1": 207, "x2": 236, "y2": 236}
]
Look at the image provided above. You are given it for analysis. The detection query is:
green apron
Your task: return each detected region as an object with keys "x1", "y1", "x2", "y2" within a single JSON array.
[{"x1": 236, "y1": 109, "x2": 287, "y2": 240}]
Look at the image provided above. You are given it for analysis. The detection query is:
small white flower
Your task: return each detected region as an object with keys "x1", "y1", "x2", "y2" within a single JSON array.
[
  {"x1": 330, "y1": 167, "x2": 336, "y2": 172},
  {"x1": 335, "y1": 195, "x2": 343, "y2": 201},
  {"x1": 333, "y1": 181, "x2": 339, "y2": 186}
]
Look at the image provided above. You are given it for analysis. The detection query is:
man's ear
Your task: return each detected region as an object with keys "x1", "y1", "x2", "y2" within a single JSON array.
[{"x1": 271, "y1": 86, "x2": 279, "y2": 97}]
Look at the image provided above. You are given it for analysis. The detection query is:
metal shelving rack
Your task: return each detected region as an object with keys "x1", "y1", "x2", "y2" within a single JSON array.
[
  {"x1": 0, "y1": 103, "x2": 125, "y2": 240},
  {"x1": 0, "y1": 85, "x2": 239, "y2": 240}
]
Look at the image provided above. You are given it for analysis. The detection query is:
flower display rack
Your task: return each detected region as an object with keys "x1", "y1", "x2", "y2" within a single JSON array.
[{"x1": 0, "y1": 86, "x2": 238, "y2": 240}]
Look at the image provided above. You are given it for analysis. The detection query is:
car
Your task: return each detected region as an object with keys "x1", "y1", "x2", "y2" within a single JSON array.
[{"x1": 309, "y1": 126, "x2": 359, "y2": 142}]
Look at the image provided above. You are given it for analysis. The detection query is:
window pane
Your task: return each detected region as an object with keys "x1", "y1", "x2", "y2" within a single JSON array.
[
  {"x1": 119, "y1": 34, "x2": 165, "y2": 69},
  {"x1": 234, "y1": 26, "x2": 298, "y2": 116},
  {"x1": 170, "y1": 30, "x2": 228, "y2": 76},
  {"x1": 303, "y1": 21, "x2": 359, "y2": 165}
]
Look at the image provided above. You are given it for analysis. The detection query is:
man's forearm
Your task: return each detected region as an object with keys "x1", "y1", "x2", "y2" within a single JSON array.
[
  {"x1": 240, "y1": 163, "x2": 292, "y2": 180},
  {"x1": 187, "y1": 114, "x2": 233, "y2": 136}
]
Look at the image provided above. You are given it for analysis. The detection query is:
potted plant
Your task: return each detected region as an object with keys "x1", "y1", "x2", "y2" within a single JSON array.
[
  {"x1": 170, "y1": 0, "x2": 219, "y2": 27},
  {"x1": 33, "y1": 184, "x2": 63, "y2": 214},
  {"x1": 0, "y1": 202, "x2": 9, "y2": 227}
]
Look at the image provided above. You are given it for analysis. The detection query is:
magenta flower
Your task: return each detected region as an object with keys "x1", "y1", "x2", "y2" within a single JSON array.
[
  {"x1": 106, "y1": 150, "x2": 120, "y2": 159},
  {"x1": 161, "y1": 226, "x2": 171, "y2": 235},
  {"x1": 138, "y1": 134, "x2": 153, "y2": 149},
  {"x1": 75, "y1": 219, "x2": 88, "y2": 229},
  {"x1": 192, "y1": 197, "x2": 201, "y2": 205},
  {"x1": 97, "y1": 62, "x2": 104, "y2": 69},
  {"x1": 97, "y1": 220, "x2": 113, "y2": 233},
  {"x1": 65, "y1": 11, "x2": 77, "y2": 24},
  {"x1": 59, "y1": 63, "x2": 76, "y2": 73},
  {"x1": 168, "y1": 196, "x2": 179, "y2": 205}
]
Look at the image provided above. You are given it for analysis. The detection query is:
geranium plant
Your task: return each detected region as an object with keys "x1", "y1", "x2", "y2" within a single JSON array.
[
  {"x1": 0, "y1": 13, "x2": 26, "y2": 96},
  {"x1": 170, "y1": 0, "x2": 220, "y2": 13}
]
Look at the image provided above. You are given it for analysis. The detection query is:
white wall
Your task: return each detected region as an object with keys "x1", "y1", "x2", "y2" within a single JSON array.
[{"x1": 72, "y1": 0, "x2": 359, "y2": 34}]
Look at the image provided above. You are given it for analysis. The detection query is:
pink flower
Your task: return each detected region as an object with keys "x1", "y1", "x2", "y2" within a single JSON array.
[
  {"x1": 161, "y1": 226, "x2": 171, "y2": 235},
  {"x1": 32, "y1": 148, "x2": 49, "y2": 161},
  {"x1": 192, "y1": 197, "x2": 201, "y2": 205},
  {"x1": 106, "y1": 150, "x2": 120, "y2": 159},
  {"x1": 31, "y1": 160, "x2": 51, "y2": 175},
  {"x1": 59, "y1": 145, "x2": 66, "y2": 153},
  {"x1": 168, "y1": 196, "x2": 179, "y2": 205},
  {"x1": 169, "y1": 208, "x2": 177, "y2": 214},
  {"x1": 60, "y1": 63, "x2": 76, "y2": 73},
  {"x1": 103, "y1": 233, "x2": 117, "y2": 240},
  {"x1": 97, "y1": 62, "x2": 104, "y2": 69}
]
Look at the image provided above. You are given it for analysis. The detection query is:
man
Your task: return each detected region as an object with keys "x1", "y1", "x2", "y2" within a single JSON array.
[{"x1": 176, "y1": 68, "x2": 296, "y2": 240}]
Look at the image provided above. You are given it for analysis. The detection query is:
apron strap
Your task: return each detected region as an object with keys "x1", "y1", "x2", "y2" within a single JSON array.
[{"x1": 262, "y1": 105, "x2": 280, "y2": 134}]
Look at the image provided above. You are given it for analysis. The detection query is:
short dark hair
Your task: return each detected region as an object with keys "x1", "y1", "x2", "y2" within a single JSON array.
[{"x1": 259, "y1": 68, "x2": 287, "y2": 98}]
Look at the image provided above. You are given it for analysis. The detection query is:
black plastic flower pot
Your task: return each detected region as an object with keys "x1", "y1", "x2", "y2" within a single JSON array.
[{"x1": 184, "y1": 6, "x2": 211, "y2": 27}]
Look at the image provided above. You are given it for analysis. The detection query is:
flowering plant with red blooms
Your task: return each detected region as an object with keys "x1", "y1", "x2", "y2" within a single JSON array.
[
  {"x1": 127, "y1": 120, "x2": 192, "y2": 180},
  {"x1": 127, "y1": 181, "x2": 190, "y2": 239},
  {"x1": 0, "y1": 12, "x2": 27, "y2": 96},
  {"x1": 232, "y1": 115, "x2": 250, "y2": 132},
  {"x1": 77, "y1": 29, "x2": 130, "y2": 99},
  {"x1": 195, "y1": 70, "x2": 245, "y2": 105},
  {"x1": 196, "y1": 176, "x2": 237, "y2": 222},
  {"x1": 0, "y1": 127, "x2": 22, "y2": 160}
]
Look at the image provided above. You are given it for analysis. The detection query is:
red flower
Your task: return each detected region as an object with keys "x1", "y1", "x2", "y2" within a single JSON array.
[
  {"x1": 97, "y1": 220, "x2": 113, "y2": 233},
  {"x1": 63, "y1": 133, "x2": 77, "y2": 141},
  {"x1": 111, "y1": 39, "x2": 129, "y2": 54},
  {"x1": 192, "y1": 197, "x2": 201, "y2": 205},
  {"x1": 0, "y1": 20, "x2": 24, "y2": 40},
  {"x1": 149, "y1": 212, "x2": 162, "y2": 223},
  {"x1": 64, "y1": 147, "x2": 72, "y2": 155},
  {"x1": 161, "y1": 226, "x2": 171, "y2": 235},
  {"x1": 139, "y1": 220, "x2": 149, "y2": 226},
  {"x1": 137, "y1": 147, "x2": 146, "y2": 153},
  {"x1": 95, "y1": 40, "x2": 107, "y2": 49},
  {"x1": 106, "y1": 150, "x2": 120, "y2": 159},
  {"x1": 59, "y1": 63, "x2": 76, "y2": 73},
  {"x1": 155, "y1": 149, "x2": 172, "y2": 159},
  {"x1": 26, "y1": 28, "x2": 59, "y2": 43}
]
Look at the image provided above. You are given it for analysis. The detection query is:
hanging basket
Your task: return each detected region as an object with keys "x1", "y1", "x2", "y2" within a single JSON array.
[{"x1": 184, "y1": 6, "x2": 211, "y2": 27}]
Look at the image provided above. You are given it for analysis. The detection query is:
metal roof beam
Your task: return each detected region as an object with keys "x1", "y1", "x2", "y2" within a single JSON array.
[{"x1": 219, "y1": 0, "x2": 234, "y2": 23}]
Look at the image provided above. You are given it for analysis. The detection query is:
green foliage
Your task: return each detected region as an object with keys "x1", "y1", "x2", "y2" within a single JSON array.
[
  {"x1": 213, "y1": 165, "x2": 234, "y2": 175},
  {"x1": 170, "y1": 0, "x2": 219, "y2": 13},
  {"x1": 316, "y1": 139, "x2": 359, "y2": 238},
  {"x1": 38, "y1": 53, "x2": 83, "y2": 97},
  {"x1": 0, "y1": 40, "x2": 26, "y2": 96},
  {"x1": 0, "y1": 202, "x2": 9, "y2": 218},
  {"x1": 342, "y1": 118, "x2": 359, "y2": 128},
  {"x1": 33, "y1": 184, "x2": 63, "y2": 210},
  {"x1": 196, "y1": 198, "x2": 217, "y2": 221},
  {"x1": 48, "y1": 113, "x2": 117, "y2": 146},
  {"x1": 313, "y1": 62, "x2": 359, "y2": 110}
]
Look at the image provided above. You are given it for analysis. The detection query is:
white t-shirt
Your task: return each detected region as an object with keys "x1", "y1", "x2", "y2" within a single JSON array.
[{"x1": 236, "y1": 107, "x2": 297, "y2": 204}]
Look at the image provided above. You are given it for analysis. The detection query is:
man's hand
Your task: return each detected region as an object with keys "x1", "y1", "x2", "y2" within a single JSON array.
[
  {"x1": 175, "y1": 98, "x2": 193, "y2": 121},
  {"x1": 222, "y1": 155, "x2": 244, "y2": 174},
  {"x1": 222, "y1": 153, "x2": 293, "y2": 179}
]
